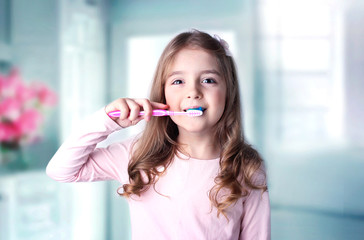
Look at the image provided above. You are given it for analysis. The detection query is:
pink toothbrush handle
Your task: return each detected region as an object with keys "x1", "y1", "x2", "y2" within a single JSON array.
[
  {"x1": 107, "y1": 109, "x2": 202, "y2": 118},
  {"x1": 108, "y1": 109, "x2": 169, "y2": 117},
  {"x1": 139, "y1": 109, "x2": 169, "y2": 116}
]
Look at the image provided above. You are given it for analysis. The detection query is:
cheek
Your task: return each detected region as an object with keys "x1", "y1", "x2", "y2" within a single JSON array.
[
  {"x1": 215, "y1": 89, "x2": 227, "y2": 116},
  {"x1": 164, "y1": 87, "x2": 176, "y2": 106},
  {"x1": 164, "y1": 89, "x2": 170, "y2": 100},
  {"x1": 214, "y1": 89, "x2": 226, "y2": 106}
]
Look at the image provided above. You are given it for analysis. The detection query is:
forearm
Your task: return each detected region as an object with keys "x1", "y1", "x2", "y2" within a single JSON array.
[{"x1": 46, "y1": 108, "x2": 122, "y2": 182}]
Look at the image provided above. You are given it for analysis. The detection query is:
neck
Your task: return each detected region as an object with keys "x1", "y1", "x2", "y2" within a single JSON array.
[{"x1": 177, "y1": 132, "x2": 220, "y2": 160}]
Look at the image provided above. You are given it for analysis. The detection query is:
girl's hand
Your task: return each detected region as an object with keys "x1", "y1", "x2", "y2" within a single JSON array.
[{"x1": 105, "y1": 98, "x2": 168, "y2": 128}]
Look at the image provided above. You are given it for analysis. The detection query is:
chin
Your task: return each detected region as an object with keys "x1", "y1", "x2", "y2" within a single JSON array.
[{"x1": 177, "y1": 124, "x2": 213, "y2": 135}]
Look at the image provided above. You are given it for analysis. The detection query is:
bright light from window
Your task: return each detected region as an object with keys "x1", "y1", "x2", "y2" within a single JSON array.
[{"x1": 259, "y1": 1, "x2": 344, "y2": 151}]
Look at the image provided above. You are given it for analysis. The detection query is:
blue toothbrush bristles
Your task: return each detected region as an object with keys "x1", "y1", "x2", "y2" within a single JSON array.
[{"x1": 188, "y1": 107, "x2": 203, "y2": 111}]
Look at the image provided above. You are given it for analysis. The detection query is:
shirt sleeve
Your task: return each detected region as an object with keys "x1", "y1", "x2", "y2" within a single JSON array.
[
  {"x1": 46, "y1": 108, "x2": 134, "y2": 184},
  {"x1": 240, "y1": 171, "x2": 271, "y2": 240}
]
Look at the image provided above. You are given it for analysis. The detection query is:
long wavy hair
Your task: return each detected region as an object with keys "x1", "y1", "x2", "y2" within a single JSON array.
[{"x1": 120, "y1": 29, "x2": 267, "y2": 217}]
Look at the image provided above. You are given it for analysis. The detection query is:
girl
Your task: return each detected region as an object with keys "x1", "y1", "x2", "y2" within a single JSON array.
[{"x1": 47, "y1": 29, "x2": 270, "y2": 239}]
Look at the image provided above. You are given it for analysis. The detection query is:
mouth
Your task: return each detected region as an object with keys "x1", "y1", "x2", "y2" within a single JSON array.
[{"x1": 183, "y1": 107, "x2": 206, "y2": 112}]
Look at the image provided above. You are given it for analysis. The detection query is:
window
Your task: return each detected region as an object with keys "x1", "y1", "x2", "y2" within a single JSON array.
[{"x1": 257, "y1": 0, "x2": 344, "y2": 152}]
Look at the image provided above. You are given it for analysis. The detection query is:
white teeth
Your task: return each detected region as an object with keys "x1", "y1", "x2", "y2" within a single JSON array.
[{"x1": 183, "y1": 107, "x2": 206, "y2": 112}]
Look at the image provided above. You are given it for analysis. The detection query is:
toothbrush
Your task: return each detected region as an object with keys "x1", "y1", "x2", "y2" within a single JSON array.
[{"x1": 108, "y1": 108, "x2": 203, "y2": 118}]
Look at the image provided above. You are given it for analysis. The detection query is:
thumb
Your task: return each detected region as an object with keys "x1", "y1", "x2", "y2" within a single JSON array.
[
  {"x1": 150, "y1": 102, "x2": 169, "y2": 109},
  {"x1": 116, "y1": 116, "x2": 144, "y2": 128}
]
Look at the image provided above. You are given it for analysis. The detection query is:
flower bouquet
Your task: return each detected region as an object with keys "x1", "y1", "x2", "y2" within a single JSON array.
[{"x1": 0, "y1": 68, "x2": 57, "y2": 167}]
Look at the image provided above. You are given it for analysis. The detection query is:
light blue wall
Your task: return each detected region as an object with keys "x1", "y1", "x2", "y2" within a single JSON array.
[
  {"x1": 8, "y1": 0, "x2": 60, "y2": 169},
  {"x1": 111, "y1": 0, "x2": 245, "y2": 21}
]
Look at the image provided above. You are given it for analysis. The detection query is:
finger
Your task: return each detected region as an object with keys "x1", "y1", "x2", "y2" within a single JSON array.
[
  {"x1": 133, "y1": 116, "x2": 144, "y2": 125},
  {"x1": 126, "y1": 99, "x2": 141, "y2": 121},
  {"x1": 116, "y1": 117, "x2": 141, "y2": 128},
  {"x1": 150, "y1": 101, "x2": 169, "y2": 109},
  {"x1": 115, "y1": 99, "x2": 130, "y2": 120},
  {"x1": 106, "y1": 98, "x2": 129, "y2": 120},
  {"x1": 124, "y1": 116, "x2": 143, "y2": 126},
  {"x1": 136, "y1": 99, "x2": 153, "y2": 121}
]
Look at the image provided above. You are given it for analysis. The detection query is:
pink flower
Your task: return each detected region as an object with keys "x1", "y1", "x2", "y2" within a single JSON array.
[
  {"x1": 0, "y1": 68, "x2": 22, "y2": 98},
  {"x1": 0, "y1": 122, "x2": 17, "y2": 142},
  {"x1": 15, "y1": 109, "x2": 43, "y2": 137},
  {"x1": 15, "y1": 81, "x2": 37, "y2": 103},
  {"x1": 0, "y1": 97, "x2": 22, "y2": 121},
  {"x1": 0, "y1": 74, "x2": 6, "y2": 94},
  {"x1": 1, "y1": 67, "x2": 57, "y2": 146},
  {"x1": 31, "y1": 82, "x2": 58, "y2": 106}
]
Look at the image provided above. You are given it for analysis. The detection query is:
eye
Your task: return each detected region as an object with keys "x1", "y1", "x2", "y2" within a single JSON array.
[
  {"x1": 172, "y1": 79, "x2": 183, "y2": 85},
  {"x1": 202, "y1": 78, "x2": 216, "y2": 84}
]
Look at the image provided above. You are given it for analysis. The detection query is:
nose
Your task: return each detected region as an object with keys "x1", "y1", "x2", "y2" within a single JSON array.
[{"x1": 187, "y1": 83, "x2": 202, "y2": 99}]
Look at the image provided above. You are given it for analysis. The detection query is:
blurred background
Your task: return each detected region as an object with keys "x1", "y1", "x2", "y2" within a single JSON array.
[{"x1": 0, "y1": 0, "x2": 363, "y2": 239}]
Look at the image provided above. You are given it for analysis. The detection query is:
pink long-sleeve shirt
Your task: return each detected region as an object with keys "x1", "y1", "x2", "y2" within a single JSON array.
[{"x1": 46, "y1": 109, "x2": 271, "y2": 240}]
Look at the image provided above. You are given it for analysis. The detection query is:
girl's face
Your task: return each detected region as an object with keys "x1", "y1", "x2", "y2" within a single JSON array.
[{"x1": 164, "y1": 47, "x2": 226, "y2": 136}]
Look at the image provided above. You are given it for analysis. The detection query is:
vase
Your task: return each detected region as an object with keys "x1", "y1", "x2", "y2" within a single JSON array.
[{"x1": 0, "y1": 143, "x2": 28, "y2": 170}]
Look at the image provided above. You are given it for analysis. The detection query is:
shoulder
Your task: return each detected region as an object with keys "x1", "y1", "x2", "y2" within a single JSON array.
[
  {"x1": 251, "y1": 164, "x2": 267, "y2": 186},
  {"x1": 240, "y1": 143, "x2": 262, "y2": 163},
  {"x1": 239, "y1": 143, "x2": 268, "y2": 188}
]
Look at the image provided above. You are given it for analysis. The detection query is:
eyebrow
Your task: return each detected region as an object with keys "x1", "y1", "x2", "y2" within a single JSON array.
[{"x1": 167, "y1": 69, "x2": 221, "y2": 78}]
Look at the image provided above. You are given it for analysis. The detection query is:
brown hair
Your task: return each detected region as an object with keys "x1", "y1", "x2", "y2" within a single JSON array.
[{"x1": 120, "y1": 29, "x2": 267, "y2": 217}]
